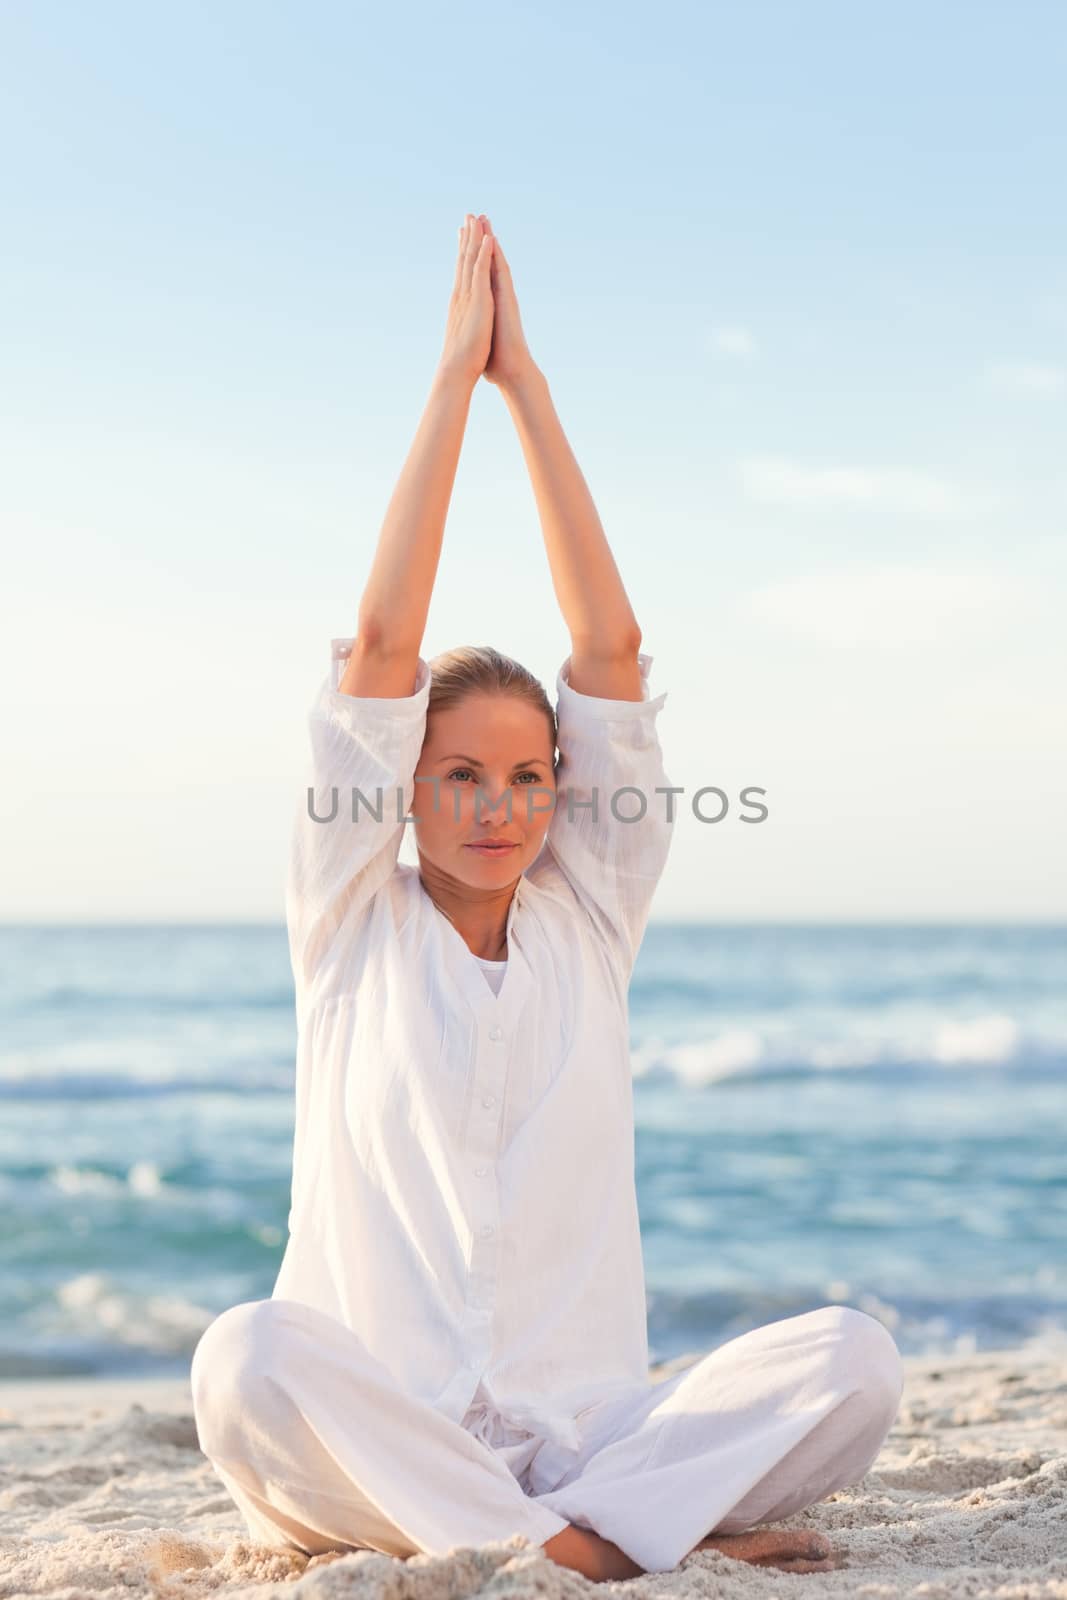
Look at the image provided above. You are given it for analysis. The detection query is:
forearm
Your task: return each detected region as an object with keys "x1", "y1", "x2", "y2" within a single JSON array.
[
  {"x1": 356, "y1": 363, "x2": 476, "y2": 652},
  {"x1": 500, "y1": 365, "x2": 640, "y2": 651}
]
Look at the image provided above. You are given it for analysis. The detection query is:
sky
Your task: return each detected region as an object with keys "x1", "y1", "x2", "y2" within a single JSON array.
[{"x1": 1, "y1": 0, "x2": 1064, "y2": 922}]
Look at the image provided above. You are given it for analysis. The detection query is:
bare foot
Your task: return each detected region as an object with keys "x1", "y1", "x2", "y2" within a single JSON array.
[
  {"x1": 693, "y1": 1528, "x2": 844, "y2": 1572},
  {"x1": 541, "y1": 1524, "x2": 644, "y2": 1581}
]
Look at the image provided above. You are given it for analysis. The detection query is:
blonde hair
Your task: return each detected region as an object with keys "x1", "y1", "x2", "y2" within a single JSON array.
[{"x1": 427, "y1": 645, "x2": 557, "y2": 756}]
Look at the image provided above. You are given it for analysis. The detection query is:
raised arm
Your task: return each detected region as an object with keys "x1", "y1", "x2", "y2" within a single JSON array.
[
  {"x1": 480, "y1": 214, "x2": 642, "y2": 701},
  {"x1": 286, "y1": 215, "x2": 496, "y2": 998},
  {"x1": 340, "y1": 213, "x2": 496, "y2": 699},
  {"x1": 478, "y1": 217, "x2": 673, "y2": 976}
]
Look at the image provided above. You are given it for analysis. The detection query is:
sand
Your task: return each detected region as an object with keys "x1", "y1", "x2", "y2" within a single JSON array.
[{"x1": 1, "y1": 1336, "x2": 1066, "y2": 1600}]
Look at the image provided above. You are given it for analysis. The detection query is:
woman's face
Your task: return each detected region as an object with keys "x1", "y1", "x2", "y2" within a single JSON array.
[{"x1": 411, "y1": 692, "x2": 557, "y2": 886}]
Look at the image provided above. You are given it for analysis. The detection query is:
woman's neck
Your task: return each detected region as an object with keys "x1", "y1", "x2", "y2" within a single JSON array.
[{"x1": 418, "y1": 862, "x2": 516, "y2": 961}]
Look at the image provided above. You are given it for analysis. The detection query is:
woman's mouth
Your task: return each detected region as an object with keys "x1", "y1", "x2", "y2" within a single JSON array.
[{"x1": 465, "y1": 842, "x2": 519, "y2": 854}]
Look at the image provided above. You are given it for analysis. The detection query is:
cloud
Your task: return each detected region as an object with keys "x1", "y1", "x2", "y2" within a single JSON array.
[
  {"x1": 742, "y1": 564, "x2": 1034, "y2": 649},
  {"x1": 983, "y1": 360, "x2": 1066, "y2": 395},
  {"x1": 737, "y1": 455, "x2": 970, "y2": 517},
  {"x1": 708, "y1": 325, "x2": 757, "y2": 358}
]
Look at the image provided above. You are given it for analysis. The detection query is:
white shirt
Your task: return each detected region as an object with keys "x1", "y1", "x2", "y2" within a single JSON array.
[{"x1": 274, "y1": 637, "x2": 674, "y2": 1455}]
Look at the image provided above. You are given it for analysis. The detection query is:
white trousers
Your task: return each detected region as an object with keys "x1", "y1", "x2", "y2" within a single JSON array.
[{"x1": 190, "y1": 1297, "x2": 903, "y2": 1574}]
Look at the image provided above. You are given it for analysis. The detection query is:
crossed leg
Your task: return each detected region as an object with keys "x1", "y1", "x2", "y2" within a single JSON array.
[
  {"x1": 528, "y1": 1304, "x2": 905, "y2": 1576},
  {"x1": 190, "y1": 1297, "x2": 569, "y2": 1558}
]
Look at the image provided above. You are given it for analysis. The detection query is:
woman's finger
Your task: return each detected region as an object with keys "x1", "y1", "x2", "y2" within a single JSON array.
[
  {"x1": 462, "y1": 213, "x2": 479, "y2": 295},
  {"x1": 491, "y1": 236, "x2": 513, "y2": 291},
  {"x1": 451, "y1": 221, "x2": 466, "y2": 298},
  {"x1": 452, "y1": 216, "x2": 470, "y2": 293},
  {"x1": 470, "y1": 233, "x2": 492, "y2": 308},
  {"x1": 492, "y1": 240, "x2": 515, "y2": 309}
]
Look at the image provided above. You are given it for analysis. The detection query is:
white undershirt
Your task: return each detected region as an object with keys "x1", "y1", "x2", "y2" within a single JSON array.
[{"x1": 473, "y1": 954, "x2": 507, "y2": 996}]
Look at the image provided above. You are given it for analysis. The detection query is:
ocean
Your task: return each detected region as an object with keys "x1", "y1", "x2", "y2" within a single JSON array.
[{"x1": 1, "y1": 922, "x2": 1063, "y2": 1379}]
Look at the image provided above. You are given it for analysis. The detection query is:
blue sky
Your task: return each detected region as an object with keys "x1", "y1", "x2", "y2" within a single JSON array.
[{"x1": 2, "y1": 0, "x2": 1064, "y2": 921}]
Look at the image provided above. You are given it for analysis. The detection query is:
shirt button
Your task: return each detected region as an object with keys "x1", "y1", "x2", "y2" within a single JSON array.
[
  {"x1": 489, "y1": 1025, "x2": 504, "y2": 1041},
  {"x1": 482, "y1": 1094, "x2": 495, "y2": 1108},
  {"x1": 474, "y1": 1165, "x2": 488, "y2": 1177},
  {"x1": 480, "y1": 1224, "x2": 494, "y2": 1238}
]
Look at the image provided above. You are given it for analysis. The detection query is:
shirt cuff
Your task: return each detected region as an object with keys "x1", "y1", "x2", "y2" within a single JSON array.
[
  {"x1": 555, "y1": 650, "x2": 667, "y2": 719},
  {"x1": 319, "y1": 637, "x2": 432, "y2": 733}
]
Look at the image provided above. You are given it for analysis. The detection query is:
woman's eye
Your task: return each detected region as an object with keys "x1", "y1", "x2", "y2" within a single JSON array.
[{"x1": 446, "y1": 769, "x2": 474, "y2": 782}]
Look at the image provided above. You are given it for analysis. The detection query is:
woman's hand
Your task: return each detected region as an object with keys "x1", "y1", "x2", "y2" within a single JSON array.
[
  {"x1": 481, "y1": 215, "x2": 538, "y2": 391},
  {"x1": 438, "y1": 213, "x2": 495, "y2": 388}
]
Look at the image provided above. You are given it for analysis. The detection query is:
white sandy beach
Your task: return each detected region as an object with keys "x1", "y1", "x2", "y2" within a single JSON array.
[{"x1": 1, "y1": 1337, "x2": 1066, "y2": 1600}]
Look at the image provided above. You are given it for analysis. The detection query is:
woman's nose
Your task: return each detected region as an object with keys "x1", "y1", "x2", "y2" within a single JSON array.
[{"x1": 472, "y1": 782, "x2": 514, "y2": 806}]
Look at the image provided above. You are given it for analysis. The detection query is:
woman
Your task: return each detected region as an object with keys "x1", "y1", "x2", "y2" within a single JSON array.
[{"x1": 190, "y1": 214, "x2": 904, "y2": 1581}]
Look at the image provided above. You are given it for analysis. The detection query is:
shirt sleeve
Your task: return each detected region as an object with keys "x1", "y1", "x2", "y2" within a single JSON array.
[
  {"x1": 286, "y1": 636, "x2": 431, "y2": 996},
  {"x1": 528, "y1": 650, "x2": 675, "y2": 978}
]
